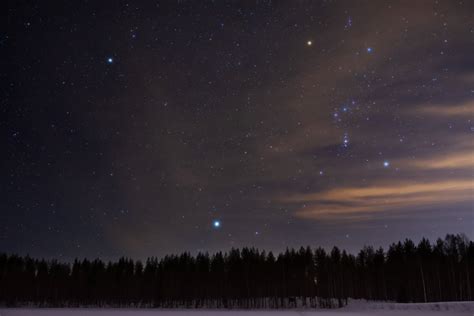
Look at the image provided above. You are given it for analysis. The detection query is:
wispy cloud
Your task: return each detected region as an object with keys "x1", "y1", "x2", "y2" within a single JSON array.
[
  {"x1": 407, "y1": 150, "x2": 474, "y2": 170},
  {"x1": 288, "y1": 179, "x2": 473, "y2": 220},
  {"x1": 416, "y1": 101, "x2": 474, "y2": 117},
  {"x1": 283, "y1": 145, "x2": 474, "y2": 221}
]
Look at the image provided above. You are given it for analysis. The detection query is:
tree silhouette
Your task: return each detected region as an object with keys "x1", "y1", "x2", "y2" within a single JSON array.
[{"x1": 0, "y1": 234, "x2": 472, "y2": 308}]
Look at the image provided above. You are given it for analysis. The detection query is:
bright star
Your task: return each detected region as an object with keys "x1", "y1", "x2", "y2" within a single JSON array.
[
  {"x1": 307, "y1": 40, "x2": 312, "y2": 46},
  {"x1": 367, "y1": 47, "x2": 373, "y2": 53},
  {"x1": 213, "y1": 220, "x2": 221, "y2": 228},
  {"x1": 107, "y1": 57, "x2": 113, "y2": 64},
  {"x1": 383, "y1": 161, "x2": 390, "y2": 167}
]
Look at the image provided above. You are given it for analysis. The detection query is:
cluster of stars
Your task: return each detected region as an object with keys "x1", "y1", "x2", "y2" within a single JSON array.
[{"x1": 342, "y1": 132, "x2": 350, "y2": 148}]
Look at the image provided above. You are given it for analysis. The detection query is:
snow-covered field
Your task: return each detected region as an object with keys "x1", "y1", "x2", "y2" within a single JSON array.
[{"x1": 1, "y1": 301, "x2": 473, "y2": 315}]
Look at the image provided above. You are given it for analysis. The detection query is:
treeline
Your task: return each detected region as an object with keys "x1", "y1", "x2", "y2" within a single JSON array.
[{"x1": 0, "y1": 234, "x2": 472, "y2": 308}]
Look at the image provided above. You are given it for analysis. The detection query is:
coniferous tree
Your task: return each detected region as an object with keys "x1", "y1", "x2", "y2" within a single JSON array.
[{"x1": 0, "y1": 234, "x2": 472, "y2": 308}]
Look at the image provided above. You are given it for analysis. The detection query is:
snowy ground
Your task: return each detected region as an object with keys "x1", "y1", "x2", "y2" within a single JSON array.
[{"x1": 1, "y1": 301, "x2": 473, "y2": 315}]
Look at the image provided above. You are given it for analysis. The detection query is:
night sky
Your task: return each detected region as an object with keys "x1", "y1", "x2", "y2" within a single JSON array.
[{"x1": 2, "y1": 1, "x2": 473, "y2": 260}]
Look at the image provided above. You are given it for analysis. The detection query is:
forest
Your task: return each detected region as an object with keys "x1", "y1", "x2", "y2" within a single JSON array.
[{"x1": 0, "y1": 234, "x2": 472, "y2": 308}]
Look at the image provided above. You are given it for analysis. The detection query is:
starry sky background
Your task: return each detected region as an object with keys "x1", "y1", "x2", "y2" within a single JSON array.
[{"x1": 2, "y1": 1, "x2": 473, "y2": 260}]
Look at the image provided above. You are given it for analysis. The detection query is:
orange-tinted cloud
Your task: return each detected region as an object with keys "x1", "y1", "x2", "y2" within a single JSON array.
[
  {"x1": 289, "y1": 179, "x2": 473, "y2": 220},
  {"x1": 282, "y1": 134, "x2": 474, "y2": 221},
  {"x1": 407, "y1": 150, "x2": 474, "y2": 170},
  {"x1": 416, "y1": 101, "x2": 474, "y2": 117}
]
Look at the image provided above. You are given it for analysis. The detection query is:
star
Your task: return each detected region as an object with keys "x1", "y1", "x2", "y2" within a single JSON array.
[
  {"x1": 213, "y1": 220, "x2": 221, "y2": 228},
  {"x1": 367, "y1": 47, "x2": 373, "y2": 53},
  {"x1": 342, "y1": 133, "x2": 350, "y2": 147},
  {"x1": 383, "y1": 161, "x2": 390, "y2": 167},
  {"x1": 307, "y1": 40, "x2": 312, "y2": 46},
  {"x1": 345, "y1": 17, "x2": 353, "y2": 29},
  {"x1": 107, "y1": 57, "x2": 113, "y2": 64}
]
